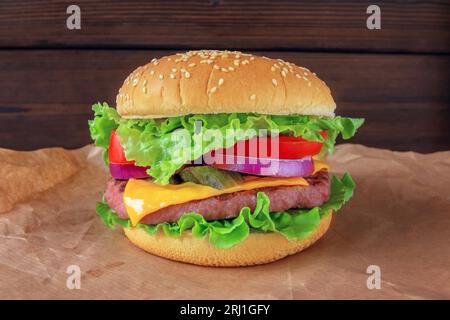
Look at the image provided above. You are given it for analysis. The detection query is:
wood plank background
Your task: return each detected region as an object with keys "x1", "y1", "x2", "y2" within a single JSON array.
[
  {"x1": 0, "y1": 0, "x2": 449, "y2": 53},
  {"x1": 0, "y1": 1, "x2": 449, "y2": 152}
]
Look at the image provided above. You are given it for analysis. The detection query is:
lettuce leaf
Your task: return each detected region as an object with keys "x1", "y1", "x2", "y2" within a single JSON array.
[
  {"x1": 89, "y1": 102, "x2": 364, "y2": 184},
  {"x1": 96, "y1": 201, "x2": 130, "y2": 229},
  {"x1": 88, "y1": 103, "x2": 121, "y2": 164},
  {"x1": 96, "y1": 173, "x2": 355, "y2": 249}
]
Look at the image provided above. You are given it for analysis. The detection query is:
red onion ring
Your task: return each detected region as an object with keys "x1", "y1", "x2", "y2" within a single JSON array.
[
  {"x1": 212, "y1": 156, "x2": 314, "y2": 177},
  {"x1": 109, "y1": 163, "x2": 149, "y2": 180}
]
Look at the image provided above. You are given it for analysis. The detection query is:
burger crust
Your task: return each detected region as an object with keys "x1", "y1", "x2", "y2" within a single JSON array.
[
  {"x1": 116, "y1": 50, "x2": 335, "y2": 119},
  {"x1": 123, "y1": 211, "x2": 332, "y2": 267}
]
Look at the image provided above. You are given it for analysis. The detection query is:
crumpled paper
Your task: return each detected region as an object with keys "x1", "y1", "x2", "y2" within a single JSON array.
[{"x1": 0, "y1": 144, "x2": 449, "y2": 299}]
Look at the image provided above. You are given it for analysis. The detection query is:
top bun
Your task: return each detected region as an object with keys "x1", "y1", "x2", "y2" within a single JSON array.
[{"x1": 116, "y1": 50, "x2": 336, "y2": 119}]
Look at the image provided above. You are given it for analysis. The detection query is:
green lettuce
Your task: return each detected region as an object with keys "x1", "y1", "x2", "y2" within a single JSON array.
[
  {"x1": 96, "y1": 200, "x2": 130, "y2": 229},
  {"x1": 88, "y1": 103, "x2": 122, "y2": 164},
  {"x1": 96, "y1": 173, "x2": 355, "y2": 249},
  {"x1": 88, "y1": 103, "x2": 364, "y2": 184}
]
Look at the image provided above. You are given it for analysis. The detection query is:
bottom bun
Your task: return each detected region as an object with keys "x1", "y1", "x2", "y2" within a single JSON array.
[{"x1": 123, "y1": 211, "x2": 332, "y2": 267}]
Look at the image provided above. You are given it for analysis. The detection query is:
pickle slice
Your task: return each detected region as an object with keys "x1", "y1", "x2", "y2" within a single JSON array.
[{"x1": 179, "y1": 166, "x2": 243, "y2": 189}]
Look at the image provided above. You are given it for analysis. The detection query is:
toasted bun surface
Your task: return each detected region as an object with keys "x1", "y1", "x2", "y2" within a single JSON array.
[
  {"x1": 123, "y1": 211, "x2": 332, "y2": 267},
  {"x1": 116, "y1": 50, "x2": 335, "y2": 119}
]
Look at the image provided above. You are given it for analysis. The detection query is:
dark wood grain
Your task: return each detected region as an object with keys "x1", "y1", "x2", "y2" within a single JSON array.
[
  {"x1": 0, "y1": 50, "x2": 448, "y2": 152},
  {"x1": 0, "y1": 1, "x2": 448, "y2": 53}
]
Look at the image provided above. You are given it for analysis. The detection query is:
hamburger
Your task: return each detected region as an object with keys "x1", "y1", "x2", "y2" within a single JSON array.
[{"x1": 89, "y1": 50, "x2": 363, "y2": 267}]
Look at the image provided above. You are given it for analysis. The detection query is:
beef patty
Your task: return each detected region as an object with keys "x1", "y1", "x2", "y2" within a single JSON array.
[{"x1": 105, "y1": 170, "x2": 330, "y2": 225}]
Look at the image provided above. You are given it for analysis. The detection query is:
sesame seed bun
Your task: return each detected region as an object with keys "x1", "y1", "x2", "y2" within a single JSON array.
[
  {"x1": 123, "y1": 211, "x2": 332, "y2": 267},
  {"x1": 116, "y1": 50, "x2": 336, "y2": 119}
]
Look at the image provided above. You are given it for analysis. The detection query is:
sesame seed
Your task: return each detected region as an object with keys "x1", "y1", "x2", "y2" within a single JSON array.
[
  {"x1": 228, "y1": 66, "x2": 234, "y2": 71},
  {"x1": 304, "y1": 72, "x2": 308, "y2": 76},
  {"x1": 295, "y1": 74, "x2": 301, "y2": 79},
  {"x1": 143, "y1": 79, "x2": 147, "y2": 85},
  {"x1": 188, "y1": 63, "x2": 196, "y2": 67},
  {"x1": 221, "y1": 68, "x2": 228, "y2": 72},
  {"x1": 159, "y1": 74, "x2": 163, "y2": 80},
  {"x1": 180, "y1": 68, "x2": 187, "y2": 73},
  {"x1": 302, "y1": 76, "x2": 308, "y2": 81},
  {"x1": 234, "y1": 60, "x2": 240, "y2": 66},
  {"x1": 271, "y1": 66, "x2": 276, "y2": 72},
  {"x1": 170, "y1": 74, "x2": 175, "y2": 79},
  {"x1": 209, "y1": 86, "x2": 217, "y2": 93},
  {"x1": 150, "y1": 70, "x2": 155, "y2": 75},
  {"x1": 213, "y1": 65, "x2": 220, "y2": 70},
  {"x1": 272, "y1": 79, "x2": 278, "y2": 86},
  {"x1": 142, "y1": 86, "x2": 147, "y2": 93},
  {"x1": 132, "y1": 78, "x2": 139, "y2": 86},
  {"x1": 281, "y1": 70, "x2": 287, "y2": 77},
  {"x1": 274, "y1": 64, "x2": 280, "y2": 69},
  {"x1": 151, "y1": 58, "x2": 157, "y2": 63},
  {"x1": 172, "y1": 68, "x2": 177, "y2": 73},
  {"x1": 218, "y1": 78, "x2": 224, "y2": 86},
  {"x1": 250, "y1": 57, "x2": 255, "y2": 61},
  {"x1": 184, "y1": 71, "x2": 191, "y2": 78},
  {"x1": 250, "y1": 94, "x2": 256, "y2": 101}
]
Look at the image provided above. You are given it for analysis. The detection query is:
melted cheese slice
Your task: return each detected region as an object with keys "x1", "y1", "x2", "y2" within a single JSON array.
[{"x1": 124, "y1": 160, "x2": 329, "y2": 226}]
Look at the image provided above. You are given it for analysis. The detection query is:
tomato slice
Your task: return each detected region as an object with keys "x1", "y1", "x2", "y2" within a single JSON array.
[
  {"x1": 274, "y1": 131, "x2": 327, "y2": 159},
  {"x1": 109, "y1": 129, "x2": 134, "y2": 164},
  {"x1": 210, "y1": 131, "x2": 327, "y2": 160}
]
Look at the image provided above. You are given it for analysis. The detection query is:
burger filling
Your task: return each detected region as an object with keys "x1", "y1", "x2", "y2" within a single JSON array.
[
  {"x1": 105, "y1": 170, "x2": 330, "y2": 225},
  {"x1": 89, "y1": 103, "x2": 363, "y2": 248}
]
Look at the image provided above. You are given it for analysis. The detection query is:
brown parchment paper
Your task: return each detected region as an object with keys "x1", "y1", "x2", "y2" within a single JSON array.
[{"x1": 0, "y1": 144, "x2": 449, "y2": 299}]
